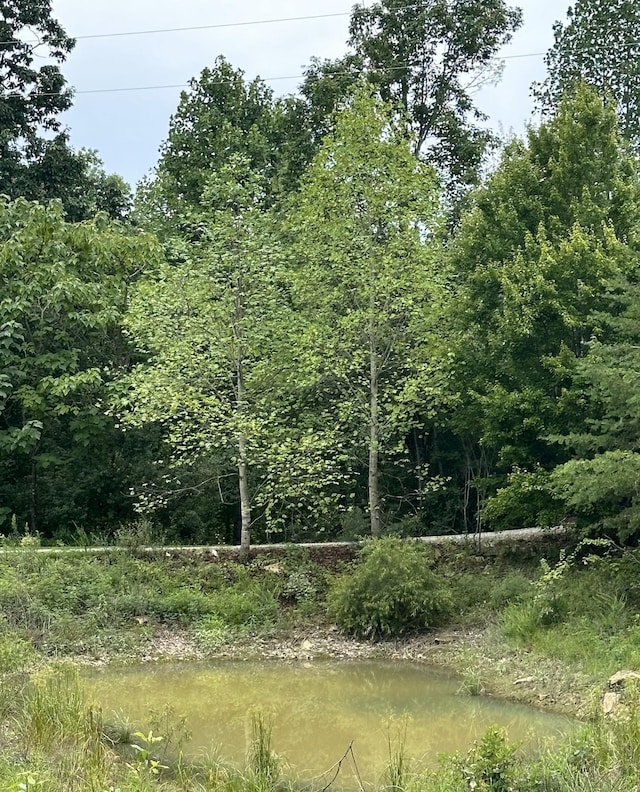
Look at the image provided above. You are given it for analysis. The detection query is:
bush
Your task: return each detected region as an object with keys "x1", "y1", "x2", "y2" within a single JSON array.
[
  {"x1": 326, "y1": 538, "x2": 453, "y2": 639},
  {"x1": 209, "y1": 584, "x2": 279, "y2": 628}
]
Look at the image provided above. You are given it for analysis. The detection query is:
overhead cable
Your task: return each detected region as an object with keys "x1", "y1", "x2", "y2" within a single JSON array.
[
  {"x1": 2, "y1": 50, "x2": 552, "y2": 99},
  {"x1": 0, "y1": 3, "x2": 434, "y2": 46}
]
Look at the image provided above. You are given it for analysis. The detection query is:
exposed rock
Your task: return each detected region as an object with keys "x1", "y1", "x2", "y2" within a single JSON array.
[
  {"x1": 608, "y1": 669, "x2": 640, "y2": 687},
  {"x1": 603, "y1": 691, "x2": 621, "y2": 716}
]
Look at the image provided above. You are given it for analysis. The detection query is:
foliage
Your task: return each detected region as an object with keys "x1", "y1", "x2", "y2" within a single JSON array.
[
  {"x1": 482, "y1": 467, "x2": 565, "y2": 530},
  {"x1": 0, "y1": 198, "x2": 159, "y2": 534},
  {"x1": 446, "y1": 85, "x2": 640, "y2": 529},
  {"x1": 125, "y1": 155, "x2": 341, "y2": 547},
  {"x1": 0, "y1": 0, "x2": 73, "y2": 179},
  {"x1": 140, "y1": 55, "x2": 312, "y2": 229},
  {"x1": 533, "y1": 0, "x2": 640, "y2": 148},
  {"x1": 451, "y1": 727, "x2": 517, "y2": 792},
  {"x1": 0, "y1": 4, "x2": 130, "y2": 219},
  {"x1": 290, "y1": 88, "x2": 448, "y2": 536},
  {"x1": 547, "y1": 280, "x2": 640, "y2": 541},
  {"x1": 327, "y1": 538, "x2": 452, "y2": 639},
  {"x1": 300, "y1": 0, "x2": 522, "y2": 202},
  {"x1": 349, "y1": 0, "x2": 522, "y2": 195}
]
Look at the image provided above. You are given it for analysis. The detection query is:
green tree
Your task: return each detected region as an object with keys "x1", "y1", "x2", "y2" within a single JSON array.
[
  {"x1": 290, "y1": 89, "x2": 447, "y2": 537},
  {"x1": 141, "y1": 56, "x2": 313, "y2": 228},
  {"x1": 0, "y1": 198, "x2": 159, "y2": 532},
  {"x1": 125, "y1": 158, "x2": 293, "y2": 552},
  {"x1": 0, "y1": 2, "x2": 131, "y2": 219},
  {"x1": 0, "y1": 0, "x2": 73, "y2": 145},
  {"x1": 300, "y1": 0, "x2": 522, "y2": 200},
  {"x1": 548, "y1": 279, "x2": 640, "y2": 542},
  {"x1": 448, "y1": 85, "x2": 640, "y2": 529},
  {"x1": 533, "y1": 0, "x2": 640, "y2": 148}
]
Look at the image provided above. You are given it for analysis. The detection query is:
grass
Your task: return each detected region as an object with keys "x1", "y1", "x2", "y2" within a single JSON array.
[{"x1": 0, "y1": 546, "x2": 330, "y2": 660}]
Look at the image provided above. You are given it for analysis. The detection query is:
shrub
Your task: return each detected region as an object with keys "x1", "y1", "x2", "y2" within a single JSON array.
[
  {"x1": 453, "y1": 727, "x2": 518, "y2": 792},
  {"x1": 209, "y1": 585, "x2": 279, "y2": 628},
  {"x1": 326, "y1": 537, "x2": 452, "y2": 639}
]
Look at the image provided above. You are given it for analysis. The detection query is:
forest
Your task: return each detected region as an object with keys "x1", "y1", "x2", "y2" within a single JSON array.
[{"x1": 2, "y1": 0, "x2": 640, "y2": 550}]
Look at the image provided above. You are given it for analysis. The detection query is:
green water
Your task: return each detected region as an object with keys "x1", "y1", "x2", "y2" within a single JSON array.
[{"x1": 85, "y1": 661, "x2": 574, "y2": 783}]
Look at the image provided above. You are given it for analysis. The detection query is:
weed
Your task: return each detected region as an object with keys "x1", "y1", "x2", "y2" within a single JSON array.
[
  {"x1": 248, "y1": 712, "x2": 280, "y2": 792},
  {"x1": 383, "y1": 717, "x2": 410, "y2": 791},
  {"x1": 452, "y1": 727, "x2": 518, "y2": 792}
]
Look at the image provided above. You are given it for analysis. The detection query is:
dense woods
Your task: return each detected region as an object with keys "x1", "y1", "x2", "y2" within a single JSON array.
[{"x1": 2, "y1": 0, "x2": 640, "y2": 548}]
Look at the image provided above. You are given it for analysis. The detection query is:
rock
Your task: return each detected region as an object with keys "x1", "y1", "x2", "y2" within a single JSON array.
[
  {"x1": 301, "y1": 639, "x2": 313, "y2": 652},
  {"x1": 603, "y1": 691, "x2": 621, "y2": 715},
  {"x1": 514, "y1": 676, "x2": 536, "y2": 685},
  {"x1": 608, "y1": 669, "x2": 640, "y2": 687}
]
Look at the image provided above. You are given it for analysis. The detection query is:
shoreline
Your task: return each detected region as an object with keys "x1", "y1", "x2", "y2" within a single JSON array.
[{"x1": 65, "y1": 621, "x2": 598, "y2": 720}]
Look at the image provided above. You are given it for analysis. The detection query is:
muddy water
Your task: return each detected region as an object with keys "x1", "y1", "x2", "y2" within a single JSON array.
[{"x1": 86, "y1": 661, "x2": 573, "y2": 783}]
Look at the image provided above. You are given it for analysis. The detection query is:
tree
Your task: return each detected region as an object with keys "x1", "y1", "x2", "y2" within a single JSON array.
[
  {"x1": 0, "y1": 3, "x2": 131, "y2": 219},
  {"x1": 548, "y1": 278, "x2": 640, "y2": 542},
  {"x1": 143, "y1": 56, "x2": 313, "y2": 227},
  {"x1": 125, "y1": 158, "x2": 294, "y2": 553},
  {"x1": 290, "y1": 89, "x2": 446, "y2": 537},
  {"x1": 447, "y1": 85, "x2": 640, "y2": 529},
  {"x1": 0, "y1": 0, "x2": 73, "y2": 142},
  {"x1": 0, "y1": 198, "x2": 159, "y2": 532},
  {"x1": 299, "y1": 0, "x2": 522, "y2": 200},
  {"x1": 533, "y1": 0, "x2": 640, "y2": 148},
  {"x1": 15, "y1": 140, "x2": 133, "y2": 221}
]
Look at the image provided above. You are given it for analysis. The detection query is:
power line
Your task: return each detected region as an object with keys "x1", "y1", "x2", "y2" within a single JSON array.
[
  {"x1": 72, "y1": 11, "x2": 351, "y2": 41},
  {"x1": 0, "y1": 3, "x2": 425, "y2": 46},
  {"x1": 4, "y1": 50, "x2": 551, "y2": 99}
]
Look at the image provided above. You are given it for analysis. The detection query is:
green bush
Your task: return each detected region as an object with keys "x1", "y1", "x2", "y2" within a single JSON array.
[
  {"x1": 209, "y1": 584, "x2": 279, "y2": 628},
  {"x1": 452, "y1": 727, "x2": 518, "y2": 792},
  {"x1": 326, "y1": 538, "x2": 453, "y2": 639}
]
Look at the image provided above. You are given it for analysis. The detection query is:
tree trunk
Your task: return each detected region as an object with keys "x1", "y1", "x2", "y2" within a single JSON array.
[
  {"x1": 234, "y1": 279, "x2": 251, "y2": 557},
  {"x1": 29, "y1": 447, "x2": 38, "y2": 534},
  {"x1": 237, "y1": 432, "x2": 251, "y2": 557},
  {"x1": 369, "y1": 317, "x2": 381, "y2": 538}
]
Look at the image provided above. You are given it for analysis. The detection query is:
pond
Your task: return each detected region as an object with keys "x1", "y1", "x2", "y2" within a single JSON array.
[{"x1": 85, "y1": 660, "x2": 574, "y2": 784}]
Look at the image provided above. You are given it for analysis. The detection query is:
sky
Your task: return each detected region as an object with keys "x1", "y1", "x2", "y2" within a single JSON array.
[{"x1": 51, "y1": 1, "x2": 566, "y2": 188}]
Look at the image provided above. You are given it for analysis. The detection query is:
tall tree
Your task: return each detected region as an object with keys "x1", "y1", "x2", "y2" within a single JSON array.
[
  {"x1": 547, "y1": 276, "x2": 640, "y2": 542},
  {"x1": 141, "y1": 55, "x2": 314, "y2": 230},
  {"x1": 533, "y1": 0, "x2": 640, "y2": 148},
  {"x1": 290, "y1": 89, "x2": 447, "y2": 537},
  {"x1": 0, "y1": 2, "x2": 131, "y2": 219},
  {"x1": 125, "y1": 158, "x2": 294, "y2": 552},
  {"x1": 448, "y1": 85, "x2": 640, "y2": 529},
  {"x1": 300, "y1": 0, "x2": 522, "y2": 201}
]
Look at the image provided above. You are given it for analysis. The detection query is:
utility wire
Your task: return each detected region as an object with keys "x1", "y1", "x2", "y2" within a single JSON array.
[
  {"x1": 0, "y1": 11, "x2": 350, "y2": 46},
  {"x1": 0, "y1": 3, "x2": 434, "y2": 46},
  {"x1": 3, "y1": 50, "x2": 551, "y2": 99}
]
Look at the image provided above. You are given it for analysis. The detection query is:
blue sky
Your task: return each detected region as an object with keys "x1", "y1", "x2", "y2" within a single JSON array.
[{"x1": 52, "y1": 1, "x2": 565, "y2": 188}]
